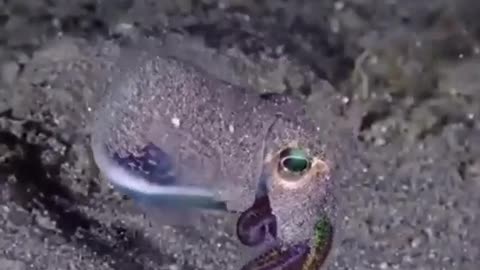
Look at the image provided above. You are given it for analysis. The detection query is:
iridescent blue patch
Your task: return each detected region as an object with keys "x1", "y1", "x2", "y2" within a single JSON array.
[
  {"x1": 113, "y1": 183, "x2": 227, "y2": 210},
  {"x1": 111, "y1": 143, "x2": 177, "y2": 186},
  {"x1": 106, "y1": 143, "x2": 228, "y2": 210}
]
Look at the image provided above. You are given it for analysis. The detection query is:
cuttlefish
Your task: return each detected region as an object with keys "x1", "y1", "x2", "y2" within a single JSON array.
[{"x1": 91, "y1": 42, "x2": 337, "y2": 269}]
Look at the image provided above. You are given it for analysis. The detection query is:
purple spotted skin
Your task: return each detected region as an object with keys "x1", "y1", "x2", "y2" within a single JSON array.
[
  {"x1": 240, "y1": 242, "x2": 310, "y2": 270},
  {"x1": 236, "y1": 197, "x2": 310, "y2": 270},
  {"x1": 110, "y1": 143, "x2": 177, "y2": 186},
  {"x1": 236, "y1": 195, "x2": 334, "y2": 270},
  {"x1": 104, "y1": 142, "x2": 228, "y2": 210},
  {"x1": 237, "y1": 196, "x2": 277, "y2": 246}
]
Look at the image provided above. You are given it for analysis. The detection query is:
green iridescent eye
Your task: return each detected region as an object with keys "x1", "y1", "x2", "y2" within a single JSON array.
[{"x1": 279, "y1": 148, "x2": 311, "y2": 175}]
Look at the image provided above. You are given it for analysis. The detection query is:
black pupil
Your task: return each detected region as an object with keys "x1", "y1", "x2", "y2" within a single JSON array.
[{"x1": 280, "y1": 148, "x2": 309, "y2": 173}]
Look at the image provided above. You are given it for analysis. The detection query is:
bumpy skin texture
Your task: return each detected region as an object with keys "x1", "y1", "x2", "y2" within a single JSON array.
[
  {"x1": 92, "y1": 49, "x2": 271, "y2": 212},
  {"x1": 91, "y1": 44, "x2": 336, "y2": 269}
]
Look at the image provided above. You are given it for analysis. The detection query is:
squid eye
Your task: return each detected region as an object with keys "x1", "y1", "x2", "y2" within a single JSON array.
[{"x1": 278, "y1": 147, "x2": 311, "y2": 178}]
